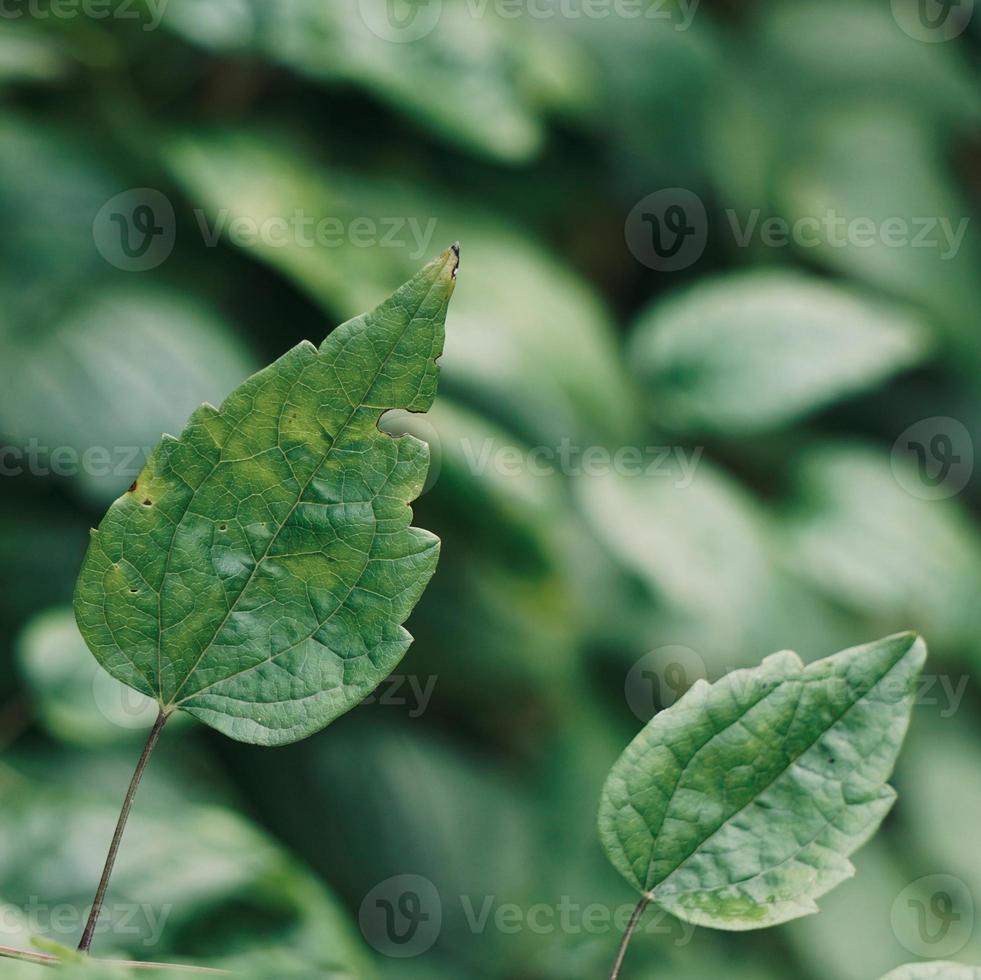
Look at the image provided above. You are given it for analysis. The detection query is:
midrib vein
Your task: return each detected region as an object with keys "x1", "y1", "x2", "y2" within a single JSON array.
[
  {"x1": 163, "y1": 284, "x2": 442, "y2": 704},
  {"x1": 646, "y1": 650, "x2": 909, "y2": 896}
]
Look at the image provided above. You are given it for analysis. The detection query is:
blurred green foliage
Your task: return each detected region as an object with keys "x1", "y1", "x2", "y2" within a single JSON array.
[{"x1": 0, "y1": 0, "x2": 979, "y2": 977}]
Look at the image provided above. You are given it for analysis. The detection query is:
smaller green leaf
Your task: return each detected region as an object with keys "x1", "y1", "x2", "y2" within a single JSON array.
[
  {"x1": 598, "y1": 632, "x2": 926, "y2": 930},
  {"x1": 881, "y1": 966, "x2": 981, "y2": 980},
  {"x1": 628, "y1": 270, "x2": 927, "y2": 436}
]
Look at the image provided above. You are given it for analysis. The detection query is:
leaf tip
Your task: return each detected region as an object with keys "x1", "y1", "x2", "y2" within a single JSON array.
[
  {"x1": 892, "y1": 630, "x2": 928, "y2": 669},
  {"x1": 447, "y1": 241, "x2": 461, "y2": 279}
]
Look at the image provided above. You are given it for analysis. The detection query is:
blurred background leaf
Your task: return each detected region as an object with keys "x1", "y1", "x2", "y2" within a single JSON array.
[{"x1": 0, "y1": 0, "x2": 978, "y2": 976}]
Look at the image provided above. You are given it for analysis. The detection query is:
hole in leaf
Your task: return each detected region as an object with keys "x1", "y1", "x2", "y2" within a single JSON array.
[
  {"x1": 142, "y1": 499, "x2": 153, "y2": 507},
  {"x1": 219, "y1": 523, "x2": 228, "y2": 532}
]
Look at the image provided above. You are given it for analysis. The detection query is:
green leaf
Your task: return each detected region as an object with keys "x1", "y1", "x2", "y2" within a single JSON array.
[
  {"x1": 598, "y1": 633, "x2": 926, "y2": 930},
  {"x1": 16, "y1": 608, "x2": 169, "y2": 747},
  {"x1": 881, "y1": 966, "x2": 981, "y2": 980},
  {"x1": 575, "y1": 463, "x2": 779, "y2": 663},
  {"x1": 0, "y1": 285, "x2": 258, "y2": 504},
  {"x1": 73, "y1": 249, "x2": 458, "y2": 745},
  {"x1": 777, "y1": 107, "x2": 981, "y2": 370},
  {"x1": 781, "y1": 444, "x2": 981, "y2": 654},
  {"x1": 628, "y1": 271, "x2": 927, "y2": 436},
  {"x1": 751, "y1": 1, "x2": 981, "y2": 134},
  {"x1": 0, "y1": 783, "x2": 371, "y2": 975}
]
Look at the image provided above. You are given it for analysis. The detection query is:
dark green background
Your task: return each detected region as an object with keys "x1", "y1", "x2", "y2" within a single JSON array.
[{"x1": 1, "y1": 1, "x2": 979, "y2": 977}]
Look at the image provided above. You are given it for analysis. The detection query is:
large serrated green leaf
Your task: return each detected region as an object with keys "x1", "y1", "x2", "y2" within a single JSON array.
[
  {"x1": 881, "y1": 966, "x2": 981, "y2": 980},
  {"x1": 598, "y1": 633, "x2": 926, "y2": 930},
  {"x1": 73, "y1": 248, "x2": 458, "y2": 746}
]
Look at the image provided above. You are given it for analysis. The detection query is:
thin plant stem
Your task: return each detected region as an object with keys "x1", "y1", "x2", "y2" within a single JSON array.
[
  {"x1": 609, "y1": 895, "x2": 651, "y2": 980},
  {"x1": 77, "y1": 708, "x2": 170, "y2": 954},
  {"x1": 0, "y1": 945, "x2": 230, "y2": 974}
]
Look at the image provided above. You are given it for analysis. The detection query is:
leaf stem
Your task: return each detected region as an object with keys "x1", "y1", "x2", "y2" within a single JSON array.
[
  {"x1": 609, "y1": 895, "x2": 650, "y2": 980},
  {"x1": 77, "y1": 708, "x2": 169, "y2": 954}
]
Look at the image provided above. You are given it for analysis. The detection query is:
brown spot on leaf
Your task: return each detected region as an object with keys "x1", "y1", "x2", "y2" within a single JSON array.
[{"x1": 128, "y1": 481, "x2": 138, "y2": 493}]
